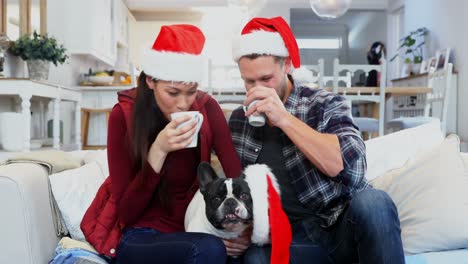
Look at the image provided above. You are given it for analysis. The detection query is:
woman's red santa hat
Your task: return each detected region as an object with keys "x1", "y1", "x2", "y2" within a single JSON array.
[
  {"x1": 141, "y1": 24, "x2": 205, "y2": 83},
  {"x1": 244, "y1": 164, "x2": 292, "y2": 264},
  {"x1": 232, "y1": 16, "x2": 315, "y2": 86}
]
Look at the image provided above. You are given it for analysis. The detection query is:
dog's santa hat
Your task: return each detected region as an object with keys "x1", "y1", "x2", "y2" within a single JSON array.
[
  {"x1": 232, "y1": 16, "x2": 314, "y2": 86},
  {"x1": 141, "y1": 24, "x2": 205, "y2": 83},
  {"x1": 244, "y1": 164, "x2": 292, "y2": 264}
]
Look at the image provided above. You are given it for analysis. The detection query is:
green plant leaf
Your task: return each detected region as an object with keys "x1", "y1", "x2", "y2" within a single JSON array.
[{"x1": 8, "y1": 30, "x2": 68, "y2": 65}]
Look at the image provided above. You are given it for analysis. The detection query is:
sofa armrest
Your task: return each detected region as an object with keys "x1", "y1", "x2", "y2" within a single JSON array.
[{"x1": 0, "y1": 163, "x2": 60, "y2": 264}]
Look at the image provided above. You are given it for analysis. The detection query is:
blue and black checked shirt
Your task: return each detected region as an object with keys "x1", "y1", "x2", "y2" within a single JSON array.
[{"x1": 229, "y1": 84, "x2": 369, "y2": 228}]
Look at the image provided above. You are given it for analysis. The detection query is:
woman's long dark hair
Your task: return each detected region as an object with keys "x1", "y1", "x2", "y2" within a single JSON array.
[{"x1": 131, "y1": 71, "x2": 169, "y2": 208}]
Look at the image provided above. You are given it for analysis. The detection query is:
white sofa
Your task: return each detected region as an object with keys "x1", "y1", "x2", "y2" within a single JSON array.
[{"x1": 1, "y1": 121, "x2": 467, "y2": 264}]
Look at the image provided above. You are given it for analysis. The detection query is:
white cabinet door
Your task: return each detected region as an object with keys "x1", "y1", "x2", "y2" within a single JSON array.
[
  {"x1": 113, "y1": 0, "x2": 129, "y2": 47},
  {"x1": 64, "y1": 0, "x2": 116, "y2": 65}
]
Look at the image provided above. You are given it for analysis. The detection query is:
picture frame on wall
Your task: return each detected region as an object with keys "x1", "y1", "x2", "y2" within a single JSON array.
[
  {"x1": 436, "y1": 48, "x2": 451, "y2": 70},
  {"x1": 427, "y1": 56, "x2": 439, "y2": 74}
]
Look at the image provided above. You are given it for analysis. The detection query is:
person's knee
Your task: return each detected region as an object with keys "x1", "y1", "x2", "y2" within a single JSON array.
[
  {"x1": 350, "y1": 188, "x2": 399, "y2": 226},
  {"x1": 243, "y1": 245, "x2": 270, "y2": 264},
  {"x1": 193, "y1": 233, "x2": 227, "y2": 258}
]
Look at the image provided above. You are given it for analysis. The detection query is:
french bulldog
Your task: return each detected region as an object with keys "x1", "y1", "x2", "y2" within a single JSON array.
[{"x1": 184, "y1": 162, "x2": 253, "y2": 239}]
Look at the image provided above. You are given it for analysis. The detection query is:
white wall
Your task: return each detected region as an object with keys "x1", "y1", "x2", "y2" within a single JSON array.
[
  {"x1": 291, "y1": 9, "x2": 387, "y2": 77},
  {"x1": 130, "y1": 20, "x2": 201, "y2": 71},
  {"x1": 403, "y1": 0, "x2": 468, "y2": 140}
]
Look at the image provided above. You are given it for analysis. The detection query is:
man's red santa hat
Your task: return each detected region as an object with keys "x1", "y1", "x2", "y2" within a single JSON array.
[
  {"x1": 232, "y1": 16, "x2": 314, "y2": 86},
  {"x1": 244, "y1": 164, "x2": 292, "y2": 264},
  {"x1": 141, "y1": 24, "x2": 205, "y2": 83}
]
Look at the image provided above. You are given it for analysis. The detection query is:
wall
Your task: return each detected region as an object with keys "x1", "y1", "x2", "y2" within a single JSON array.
[
  {"x1": 402, "y1": 0, "x2": 467, "y2": 140},
  {"x1": 130, "y1": 20, "x2": 201, "y2": 71},
  {"x1": 291, "y1": 9, "x2": 387, "y2": 77}
]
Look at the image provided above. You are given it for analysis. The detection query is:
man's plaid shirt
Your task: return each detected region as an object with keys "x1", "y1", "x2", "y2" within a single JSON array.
[{"x1": 229, "y1": 84, "x2": 369, "y2": 228}]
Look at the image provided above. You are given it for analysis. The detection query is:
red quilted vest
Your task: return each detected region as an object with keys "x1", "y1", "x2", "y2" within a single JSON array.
[{"x1": 80, "y1": 88, "x2": 213, "y2": 257}]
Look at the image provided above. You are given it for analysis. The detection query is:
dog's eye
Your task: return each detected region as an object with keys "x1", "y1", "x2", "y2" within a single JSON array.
[
  {"x1": 240, "y1": 193, "x2": 250, "y2": 200},
  {"x1": 213, "y1": 197, "x2": 222, "y2": 203}
]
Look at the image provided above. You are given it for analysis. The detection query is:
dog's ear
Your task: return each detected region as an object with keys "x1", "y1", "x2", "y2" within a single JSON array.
[{"x1": 198, "y1": 162, "x2": 218, "y2": 193}]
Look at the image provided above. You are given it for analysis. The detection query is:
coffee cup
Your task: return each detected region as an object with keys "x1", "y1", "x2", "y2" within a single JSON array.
[
  {"x1": 170, "y1": 111, "x2": 204, "y2": 148},
  {"x1": 243, "y1": 100, "x2": 266, "y2": 127}
]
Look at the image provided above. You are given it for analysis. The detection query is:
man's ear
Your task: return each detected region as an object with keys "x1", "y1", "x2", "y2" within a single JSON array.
[
  {"x1": 284, "y1": 57, "x2": 293, "y2": 75},
  {"x1": 145, "y1": 76, "x2": 156, "y2": 90},
  {"x1": 197, "y1": 162, "x2": 219, "y2": 193}
]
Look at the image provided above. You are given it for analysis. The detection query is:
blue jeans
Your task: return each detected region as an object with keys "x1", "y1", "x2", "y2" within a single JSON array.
[
  {"x1": 114, "y1": 227, "x2": 227, "y2": 264},
  {"x1": 244, "y1": 189, "x2": 405, "y2": 264}
]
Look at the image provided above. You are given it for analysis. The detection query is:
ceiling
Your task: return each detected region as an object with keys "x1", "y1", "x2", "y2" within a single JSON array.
[
  {"x1": 124, "y1": 0, "x2": 388, "y2": 22},
  {"x1": 124, "y1": 0, "x2": 388, "y2": 11},
  {"x1": 124, "y1": 0, "x2": 310, "y2": 11}
]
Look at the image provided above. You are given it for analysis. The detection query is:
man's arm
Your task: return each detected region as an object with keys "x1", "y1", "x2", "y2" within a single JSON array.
[
  {"x1": 245, "y1": 86, "x2": 343, "y2": 177},
  {"x1": 278, "y1": 114, "x2": 343, "y2": 177}
]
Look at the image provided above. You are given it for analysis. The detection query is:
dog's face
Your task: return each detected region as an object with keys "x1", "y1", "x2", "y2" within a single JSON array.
[{"x1": 198, "y1": 162, "x2": 253, "y2": 232}]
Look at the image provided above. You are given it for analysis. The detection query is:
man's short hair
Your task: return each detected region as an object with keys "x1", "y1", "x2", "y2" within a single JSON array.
[{"x1": 239, "y1": 54, "x2": 286, "y2": 66}]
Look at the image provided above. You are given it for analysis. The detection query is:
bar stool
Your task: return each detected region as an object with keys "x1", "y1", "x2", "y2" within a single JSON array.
[{"x1": 81, "y1": 108, "x2": 112, "y2": 150}]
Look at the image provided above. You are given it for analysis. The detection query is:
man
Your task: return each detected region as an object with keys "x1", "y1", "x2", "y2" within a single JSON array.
[{"x1": 227, "y1": 16, "x2": 405, "y2": 264}]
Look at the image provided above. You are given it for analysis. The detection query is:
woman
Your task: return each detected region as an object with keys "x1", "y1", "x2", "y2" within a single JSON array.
[{"x1": 80, "y1": 24, "x2": 243, "y2": 263}]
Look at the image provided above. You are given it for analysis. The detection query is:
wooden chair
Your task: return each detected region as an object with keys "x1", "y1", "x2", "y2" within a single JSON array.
[
  {"x1": 387, "y1": 63, "x2": 453, "y2": 136},
  {"x1": 323, "y1": 72, "x2": 351, "y2": 88},
  {"x1": 333, "y1": 57, "x2": 387, "y2": 138},
  {"x1": 81, "y1": 108, "x2": 112, "y2": 150}
]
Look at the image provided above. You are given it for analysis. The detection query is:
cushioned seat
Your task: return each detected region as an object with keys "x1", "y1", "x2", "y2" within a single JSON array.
[
  {"x1": 387, "y1": 116, "x2": 438, "y2": 130},
  {"x1": 354, "y1": 117, "x2": 379, "y2": 132}
]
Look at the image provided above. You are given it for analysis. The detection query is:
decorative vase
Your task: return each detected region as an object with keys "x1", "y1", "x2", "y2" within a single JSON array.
[
  {"x1": 401, "y1": 63, "x2": 411, "y2": 78},
  {"x1": 27, "y1": 59, "x2": 50, "y2": 80},
  {"x1": 411, "y1": 63, "x2": 421, "y2": 75}
]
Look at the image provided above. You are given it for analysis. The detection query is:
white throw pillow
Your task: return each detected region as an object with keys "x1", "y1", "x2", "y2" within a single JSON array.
[
  {"x1": 365, "y1": 120, "x2": 443, "y2": 181},
  {"x1": 50, "y1": 162, "x2": 107, "y2": 241},
  {"x1": 82, "y1": 149, "x2": 109, "y2": 177},
  {"x1": 371, "y1": 134, "x2": 468, "y2": 254}
]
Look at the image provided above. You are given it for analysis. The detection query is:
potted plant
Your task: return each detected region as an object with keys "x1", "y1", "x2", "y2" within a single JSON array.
[
  {"x1": 390, "y1": 27, "x2": 428, "y2": 74},
  {"x1": 9, "y1": 31, "x2": 68, "y2": 80}
]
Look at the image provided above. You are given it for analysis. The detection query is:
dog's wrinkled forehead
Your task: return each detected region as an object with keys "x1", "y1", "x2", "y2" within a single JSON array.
[
  {"x1": 231, "y1": 176, "x2": 250, "y2": 194},
  {"x1": 205, "y1": 177, "x2": 250, "y2": 197},
  {"x1": 206, "y1": 178, "x2": 228, "y2": 197}
]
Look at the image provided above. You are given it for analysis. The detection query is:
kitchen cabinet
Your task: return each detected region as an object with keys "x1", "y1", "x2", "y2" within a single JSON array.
[
  {"x1": 113, "y1": 0, "x2": 129, "y2": 48},
  {"x1": 55, "y1": 0, "x2": 116, "y2": 65}
]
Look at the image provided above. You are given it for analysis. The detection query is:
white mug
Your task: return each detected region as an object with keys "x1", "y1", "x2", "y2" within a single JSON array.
[
  {"x1": 243, "y1": 100, "x2": 266, "y2": 127},
  {"x1": 170, "y1": 111, "x2": 204, "y2": 148}
]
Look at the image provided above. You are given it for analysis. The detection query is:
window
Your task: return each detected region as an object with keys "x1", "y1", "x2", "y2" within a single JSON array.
[{"x1": 296, "y1": 38, "x2": 341, "y2": 49}]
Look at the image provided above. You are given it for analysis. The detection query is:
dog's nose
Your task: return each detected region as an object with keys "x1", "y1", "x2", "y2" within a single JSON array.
[{"x1": 225, "y1": 198, "x2": 237, "y2": 207}]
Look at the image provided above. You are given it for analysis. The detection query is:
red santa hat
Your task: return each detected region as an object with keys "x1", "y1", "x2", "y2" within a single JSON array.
[
  {"x1": 141, "y1": 24, "x2": 205, "y2": 83},
  {"x1": 244, "y1": 164, "x2": 292, "y2": 264},
  {"x1": 233, "y1": 16, "x2": 314, "y2": 86}
]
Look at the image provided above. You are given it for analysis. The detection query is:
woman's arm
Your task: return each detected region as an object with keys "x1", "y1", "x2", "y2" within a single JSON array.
[
  {"x1": 107, "y1": 106, "x2": 162, "y2": 226},
  {"x1": 205, "y1": 98, "x2": 242, "y2": 178}
]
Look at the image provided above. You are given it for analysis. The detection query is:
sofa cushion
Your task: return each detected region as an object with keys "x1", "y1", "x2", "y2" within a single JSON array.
[
  {"x1": 371, "y1": 134, "x2": 468, "y2": 254},
  {"x1": 365, "y1": 120, "x2": 443, "y2": 181},
  {"x1": 50, "y1": 161, "x2": 107, "y2": 241},
  {"x1": 82, "y1": 149, "x2": 109, "y2": 177}
]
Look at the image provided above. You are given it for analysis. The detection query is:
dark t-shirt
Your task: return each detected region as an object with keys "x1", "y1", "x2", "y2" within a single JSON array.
[{"x1": 256, "y1": 125, "x2": 315, "y2": 223}]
